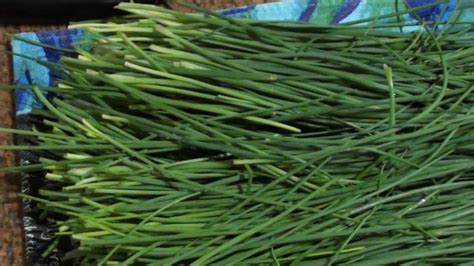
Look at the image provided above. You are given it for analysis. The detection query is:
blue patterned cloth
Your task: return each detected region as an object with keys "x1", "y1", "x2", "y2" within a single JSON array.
[
  {"x1": 12, "y1": 0, "x2": 472, "y2": 115},
  {"x1": 223, "y1": 0, "x2": 462, "y2": 24},
  {"x1": 13, "y1": 29, "x2": 83, "y2": 115}
]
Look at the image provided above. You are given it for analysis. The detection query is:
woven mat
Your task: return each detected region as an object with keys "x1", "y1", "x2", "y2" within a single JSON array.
[
  {"x1": 0, "y1": 1, "x2": 275, "y2": 265},
  {"x1": 168, "y1": 0, "x2": 275, "y2": 12}
]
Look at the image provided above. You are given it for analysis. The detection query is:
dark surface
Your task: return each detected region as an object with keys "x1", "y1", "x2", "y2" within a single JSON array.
[
  {"x1": 0, "y1": 0, "x2": 125, "y2": 4},
  {"x1": 0, "y1": 5, "x2": 121, "y2": 22},
  {"x1": 0, "y1": 6, "x2": 69, "y2": 24},
  {"x1": 16, "y1": 115, "x2": 77, "y2": 266}
]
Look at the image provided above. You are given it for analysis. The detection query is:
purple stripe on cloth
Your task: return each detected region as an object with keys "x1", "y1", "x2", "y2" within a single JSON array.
[
  {"x1": 221, "y1": 5, "x2": 256, "y2": 16},
  {"x1": 406, "y1": 0, "x2": 457, "y2": 22},
  {"x1": 406, "y1": 0, "x2": 437, "y2": 17},
  {"x1": 299, "y1": 0, "x2": 318, "y2": 22},
  {"x1": 331, "y1": 0, "x2": 361, "y2": 24}
]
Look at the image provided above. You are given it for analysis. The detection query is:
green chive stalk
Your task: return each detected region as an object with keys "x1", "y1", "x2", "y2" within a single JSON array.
[{"x1": 2, "y1": 1, "x2": 474, "y2": 264}]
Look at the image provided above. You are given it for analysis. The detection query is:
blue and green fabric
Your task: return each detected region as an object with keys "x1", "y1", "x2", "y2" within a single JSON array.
[
  {"x1": 222, "y1": 0, "x2": 462, "y2": 24},
  {"x1": 13, "y1": 29, "x2": 83, "y2": 115}
]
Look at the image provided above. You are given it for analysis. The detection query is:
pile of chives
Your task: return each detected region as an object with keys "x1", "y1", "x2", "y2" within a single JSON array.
[{"x1": 3, "y1": 2, "x2": 474, "y2": 264}]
